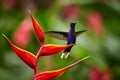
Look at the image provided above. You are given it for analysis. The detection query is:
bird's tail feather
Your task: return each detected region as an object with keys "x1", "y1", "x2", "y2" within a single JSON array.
[{"x1": 61, "y1": 52, "x2": 70, "y2": 59}]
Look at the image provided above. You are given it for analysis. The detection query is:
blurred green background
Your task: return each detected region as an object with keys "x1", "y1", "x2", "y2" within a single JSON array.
[{"x1": 0, "y1": 0, "x2": 120, "y2": 80}]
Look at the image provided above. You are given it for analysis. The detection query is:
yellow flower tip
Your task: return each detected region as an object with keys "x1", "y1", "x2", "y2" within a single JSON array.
[
  {"x1": 81, "y1": 56, "x2": 90, "y2": 61},
  {"x1": 28, "y1": 9, "x2": 34, "y2": 19},
  {"x1": 28, "y1": 9, "x2": 32, "y2": 15},
  {"x1": 2, "y1": 34, "x2": 6, "y2": 38},
  {"x1": 2, "y1": 34, "x2": 9, "y2": 41}
]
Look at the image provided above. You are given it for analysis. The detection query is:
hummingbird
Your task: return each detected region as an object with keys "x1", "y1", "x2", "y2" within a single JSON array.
[{"x1": 45, "y1": 22, "x2": 86, "y2": 59}]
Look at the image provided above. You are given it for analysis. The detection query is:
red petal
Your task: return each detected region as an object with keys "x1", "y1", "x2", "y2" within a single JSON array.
[
  {"x1": 34, "y1": 56, "x2": 89, "y2": 80},
  {"x1": 29, "y1": 11, "x2": 44, "y2": 45},
  {"x1": 36, "y1": 44, "x2": 74, "y2": 59},
  {"x1": 3, "y1": 34, "x2": 38, "y2": 74}
]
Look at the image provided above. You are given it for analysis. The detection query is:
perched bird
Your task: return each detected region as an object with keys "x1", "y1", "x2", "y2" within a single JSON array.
[{"x1": 45, "y1": 22, "x2": 86, "y2": 59}]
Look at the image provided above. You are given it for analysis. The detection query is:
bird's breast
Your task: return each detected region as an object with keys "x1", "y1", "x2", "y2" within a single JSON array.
[{"x1": 68, "y1": 33, "x2": 76, "y2": 43}]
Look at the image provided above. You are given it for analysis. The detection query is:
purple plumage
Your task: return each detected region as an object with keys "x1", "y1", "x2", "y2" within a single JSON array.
[{"x1": 61, "y1": 22, "x2": 76, "y2": 59}]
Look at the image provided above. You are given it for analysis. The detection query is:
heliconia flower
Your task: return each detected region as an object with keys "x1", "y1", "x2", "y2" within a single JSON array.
[
  {"x1": 89, "y1": 67, "x2": 112, "y2": 80},
  {"x1": 87, "y1": 12, "x2": 105, "y2": 37},
  {"x1": 29, "y1": 10, "x2": 44, "y2": 46},
  {"x1": 34, "y1": 56, "x2": 89, "y2": 80},
  {"x1": 3, "y1": 12, "x2": 74, "y2": 74},
  {"x1": 36, "y1": 44, "x2": 74, "y2": 59},
  {"x1": 13, "y1": 18, "x2": 32, "y2": 48},
  {"x1": 3, "y1": 34, "x2": 38, "y2": 74}
]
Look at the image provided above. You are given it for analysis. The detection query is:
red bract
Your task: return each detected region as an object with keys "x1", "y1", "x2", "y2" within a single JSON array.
[
  {"x1": 34, "y1": 56, "x2": 89, "y2": 80},
  {"x1": 3, "y1": 34, "x2": 38, "y2": 74},
  {"x1": 29, "y1": 11, "x2": 44, "y2": 46},
  {"x1": 36, "y1": 44, "x2": 74, "y2": 59}
]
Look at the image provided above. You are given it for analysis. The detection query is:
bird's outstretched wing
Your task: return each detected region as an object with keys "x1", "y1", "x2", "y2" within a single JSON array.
[
  {"x1": 75, "y1": 30, "x2": 87, "y2": 37},
  {"x1": 45, "y1": 31, "x2": 68, "y2": 41}
]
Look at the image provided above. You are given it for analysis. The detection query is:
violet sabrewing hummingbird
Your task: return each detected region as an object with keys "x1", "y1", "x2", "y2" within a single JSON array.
[{"x1": 45, "y1": 22, "x2": 86, "y2": 59}]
